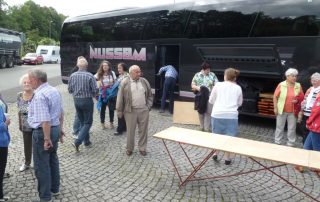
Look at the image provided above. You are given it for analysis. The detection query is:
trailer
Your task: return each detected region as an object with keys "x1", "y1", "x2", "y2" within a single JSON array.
[
  {"x1": 0, "y1": 27, "x2": 23, "y2": 68},
  {"x1": 36, "y1": 45, "x2": 60, "y2": 63}
]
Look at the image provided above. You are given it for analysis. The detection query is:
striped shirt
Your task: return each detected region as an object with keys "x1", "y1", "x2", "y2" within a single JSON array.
[
  {"x1": 28, "y1": 83, "x2": 63, "y2": 129},
  {"x1": 303, "y1": 86, "x2": 320, "y2": 116},
  {"x1": 68, "y1": 70, "x2": 98, "y2": 98},
  {"x1": 158, "y1": 65, "x2": 178, "y2": 79}
]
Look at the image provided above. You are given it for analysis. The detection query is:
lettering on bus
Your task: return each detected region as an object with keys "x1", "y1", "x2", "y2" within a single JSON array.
[{"x1": 89, "y1": 46, "x2": 146, "y2": 61}]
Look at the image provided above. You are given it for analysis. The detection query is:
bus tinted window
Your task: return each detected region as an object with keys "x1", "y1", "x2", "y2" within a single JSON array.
[
  {"x1": 143, "y1": 10, "x2": 188, "y2": 39},
  {"x1": 113, "y1": 14, "x2": 148, "y2": 40},
  {"x1": 253, "y1": 0, "x2": 320, "y2": 37},
  {"x1": 186, "y1": 2, "x2": 258, "y2": 38}
]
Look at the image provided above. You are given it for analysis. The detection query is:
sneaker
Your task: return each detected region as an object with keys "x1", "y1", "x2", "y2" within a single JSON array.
[
  {"x1": 159, "y1": 110, "x2": 165, "y2": 113},
  {"x1": 19, "y1": 164, "x2": 30, "y2": 172},
  {"x1": 52, "y1": 191, "x2": 60, "y2": 197},
  {"x1": 0, "y1": 197, "x2": 9, "y2": 201},
  {"x1": 114, "y1": 131, "x2": 123, "y2": 136},
  {"x1": 101, "y1": 123, "x2": 106, "y2": 130}
]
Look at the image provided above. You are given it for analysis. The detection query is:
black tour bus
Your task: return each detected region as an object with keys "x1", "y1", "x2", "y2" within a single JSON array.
[{"x1": 60, "y1": 0, "x2": 320, "y2": 118}]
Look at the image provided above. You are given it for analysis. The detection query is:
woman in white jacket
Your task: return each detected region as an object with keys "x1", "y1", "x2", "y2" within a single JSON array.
[{"x1": 209, "y1": 68, "x2": 243, "y2": 165}]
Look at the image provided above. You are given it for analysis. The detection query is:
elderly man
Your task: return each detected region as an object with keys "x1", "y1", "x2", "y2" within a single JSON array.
[
  {"x1": 116, "y1": 65, "x2": 153, "y2": 156},
  {"x1": 68, "y1": 57, "x2": 98, "y2": 152},
  {"x1": 27, "y1": 68, "x2": 64, "y2": 202}
]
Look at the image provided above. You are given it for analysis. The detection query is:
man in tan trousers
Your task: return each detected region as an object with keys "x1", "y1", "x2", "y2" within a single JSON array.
[{"x1": 116, "y1": 65, "x2": 153, "y2": 156}]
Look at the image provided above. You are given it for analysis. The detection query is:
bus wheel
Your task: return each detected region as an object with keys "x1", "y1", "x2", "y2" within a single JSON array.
[
  {"x1": 6, "y1": 56, "x2": 14, "y2": 68},
  {"x1": 0, "y1": 56, "x2": 7, "y2": 69}
]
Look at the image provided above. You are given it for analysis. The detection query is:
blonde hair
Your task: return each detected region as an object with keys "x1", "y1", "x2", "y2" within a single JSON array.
[
  {"x1": 224, "y1": 68, "x2": 240, "y2": 81},
  {"x1": 19, "y1": 74, "x2": 29, "y2": 86}
]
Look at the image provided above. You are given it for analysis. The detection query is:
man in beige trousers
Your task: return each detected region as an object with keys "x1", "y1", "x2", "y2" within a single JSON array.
[{"x1": 116, "y1": 65, "x2": 153, "y2": 156}]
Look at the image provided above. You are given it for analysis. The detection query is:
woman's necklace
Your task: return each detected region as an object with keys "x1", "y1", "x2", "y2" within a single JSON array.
[{"x1": 23, "y1": 91, "x2": 33, "y2": 101}]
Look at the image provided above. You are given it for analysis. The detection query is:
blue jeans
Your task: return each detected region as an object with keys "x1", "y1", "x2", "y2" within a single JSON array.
[
  {"x1": 303, "y1": 131, "x2": 320, "y2": 151},
  {"x1": 161, "y1": 77, "x2": 176, "y2": 114},
  {"x1": 32, "y1": 126, "x2": 60, "y2": 201},
  {"x1": 74, "y1": 98, "x2": 93, "y2": 146},
  {"x1": 211, "y1": 117, "x2": 238, "y2": 137},
  {"x1": 73, "y1": 113, "x2": 80, "y2": 134}
]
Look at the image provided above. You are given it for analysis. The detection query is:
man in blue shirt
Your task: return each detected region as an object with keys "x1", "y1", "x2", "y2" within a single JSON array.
[
  {"x1": 157, "y1": 65, "x2": 178, "y2": 114},
  {"x1": 28, "y1": 68, "x2": 64, "y2": 202}
]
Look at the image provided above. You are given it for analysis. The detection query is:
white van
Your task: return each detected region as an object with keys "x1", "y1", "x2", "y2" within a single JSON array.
[{"x1": 36, "y1": 45, "x2": 60, "y2": 63}]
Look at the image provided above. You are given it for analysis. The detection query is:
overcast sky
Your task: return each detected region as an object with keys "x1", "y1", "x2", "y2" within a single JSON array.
[{"x1": 5, "y1": 0, "x2": 192, "y2": 17}]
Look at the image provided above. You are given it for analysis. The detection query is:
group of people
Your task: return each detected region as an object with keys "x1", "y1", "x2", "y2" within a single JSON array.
[
  {"x1": 273, "y1": 68, "x2": 320, "y2": 175},
  {"x1": 1, "y1": 59, "x2": 320, "y2": 201},
  {"x1": 0, "y1": 69, "x2": 65, "y2": 202},
  {"x1": 68, "y1": 57, "x2": 153, "y2": 157},
  {"x1": 192, "y1": 62, "x2": 243, "y2": 165}
]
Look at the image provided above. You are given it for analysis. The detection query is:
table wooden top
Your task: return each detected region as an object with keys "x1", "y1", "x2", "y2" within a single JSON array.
[{"x1": 153, "y1": 126, "x2": 320, "y2": 169}]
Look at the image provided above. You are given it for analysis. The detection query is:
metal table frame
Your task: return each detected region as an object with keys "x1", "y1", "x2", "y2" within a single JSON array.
[{"x1": 162, "y1": 139, "x2": 320, "y2": 202}]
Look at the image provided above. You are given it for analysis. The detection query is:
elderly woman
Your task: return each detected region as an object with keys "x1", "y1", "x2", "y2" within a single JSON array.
[
  {"x1": 273, "y1": 68, "x2": 304, "y2": 146},
  {"x1": 17, "y1": 74, "x2": 33, "y2": 172},
  {"x1": 0, "y1": 103, "x2": 10, "y2": 201},
  {"x1": 114, "y1": 62, "x2": 129, "y2": 136},
  {"x1": 191, "y1": 62, "x2": 219, "y2": 132},
  {"x1": 297, "y1": 72, "x2": 320, "y2": 144},
  {"x1": 209, "y1": 68, "x2": 243, "y2": 165},
  {"x1": 295, "y1": 95, "x2": 320, "y2": 175}
]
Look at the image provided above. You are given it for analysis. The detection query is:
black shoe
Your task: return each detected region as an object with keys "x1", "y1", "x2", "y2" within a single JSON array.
[
  {"x1": 224, "y1": 160, "x2": 231, "y2": 165},
  {"x1": 114, "y1": 131, "x2": 122, "y2": 136},
  {"x1": 72, "y1": 143, "x2": 80, "y2": 152},
  {"x1": 212, "y1": 154, "x2": 218, "y2": 161},
  {"x1": 84, "y1": 142, "x2": 92, "y2": 148}
]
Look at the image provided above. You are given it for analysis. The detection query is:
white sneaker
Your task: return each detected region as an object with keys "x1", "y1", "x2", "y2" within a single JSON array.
[
  {"x1": 19, "y1": 164, "x2": 30, "y2": 172},
  {"x1": 52, "y1": 191, "x2": 60, "y2": 196}
]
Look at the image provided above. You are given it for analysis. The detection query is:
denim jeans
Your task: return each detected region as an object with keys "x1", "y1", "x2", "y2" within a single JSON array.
[
  {"x1": 72, "y1": 113, "x2": 80, "y2": 134},
  {"x1": 211, "y1": 117, "x2": 238, "y2": 136},
  {"x1": 161, "y1": 77, "x2": 176, "y2": 114},
  {"x1": 303, "y1": 131, "x2": 320, "y2": 151},
  {"x1": 32, "y1": 126, "x2": 60, "y2": 201},
  {"x1": 74, "y1": 98, "x2": 93, "y2": 146}
]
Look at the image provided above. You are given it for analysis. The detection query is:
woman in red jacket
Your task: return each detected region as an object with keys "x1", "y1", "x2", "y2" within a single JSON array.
[{"x1": 295, "y1": 96, "x2": 320, "y2": 175}]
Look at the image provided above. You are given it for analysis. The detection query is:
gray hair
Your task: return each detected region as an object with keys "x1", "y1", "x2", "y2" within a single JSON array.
[
  {"x1": 285, "y1": 68, "x2": 298, "y2": 77},
  {"x1": 311, "y1": 72, "x2": 320, "y2": 81},
  {"x1": 28, "y1": 68, "x2": 47, "y2": 82},
  {"x1": 77, "y1": 58, "x2": 88, "y2": 69},
  {"x1": 129, "y1": 65, "x2": 140, "y2": 73},
  {"x1": 19, "y1": 73, "x2": 29, "y2": 86}
]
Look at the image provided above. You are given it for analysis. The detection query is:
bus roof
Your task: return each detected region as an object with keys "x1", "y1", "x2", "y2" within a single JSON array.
[{"x1": 63, "y1": 2, "x2": 196, "y2": 23}]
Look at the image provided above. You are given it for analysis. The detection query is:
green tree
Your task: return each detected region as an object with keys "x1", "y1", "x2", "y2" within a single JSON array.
[
  {"x1": 0, "y1": 0, "x2": 8, "y2": 27},
  {"x1": 38, "y1": 37, "x2": 57, "y2": 45}
]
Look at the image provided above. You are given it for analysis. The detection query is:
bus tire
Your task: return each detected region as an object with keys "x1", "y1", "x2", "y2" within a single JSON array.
[
  {"x1": 0, "y1": 56, "x2": 7, "y2": 69},
  {"x1": 6, "y1": 56, "x2": 14, "y2": 68}
]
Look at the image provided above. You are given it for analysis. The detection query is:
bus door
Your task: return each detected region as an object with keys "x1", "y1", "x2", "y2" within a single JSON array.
[{"x1": 155, "y1": 45, "x2": 180, "y2": 104}]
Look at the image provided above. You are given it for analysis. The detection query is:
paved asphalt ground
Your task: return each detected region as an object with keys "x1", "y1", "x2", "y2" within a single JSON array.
[{"x1": 2, "y1": 83, "x2": 320, "y2": 202}]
